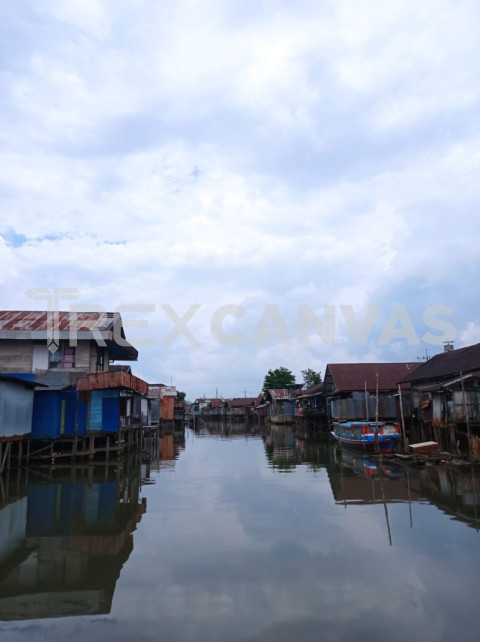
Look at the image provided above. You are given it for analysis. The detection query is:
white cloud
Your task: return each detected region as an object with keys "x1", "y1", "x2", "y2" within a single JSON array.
[{"x1": 1, "y1": 0, "x2": 480, "y2": 396}]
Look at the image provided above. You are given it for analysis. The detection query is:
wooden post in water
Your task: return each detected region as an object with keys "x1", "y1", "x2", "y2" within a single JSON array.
[
  {"x1": 374, "y1": 372, "x2": 380, "y2": 456},
  {"x1": 398, "y1": 384, "x2": 408, "y2": 453},
  {"x1": 365, "y1": 381, "x2": 369, "y2": 422},
  {"x1": 460, "y1": 370, "x2": 472, "y2": 458}
]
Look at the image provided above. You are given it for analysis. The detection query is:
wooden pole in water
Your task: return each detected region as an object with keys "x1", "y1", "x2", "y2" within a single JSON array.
[
  {"x1": 406, "y1": 467, "x2": 413, "y2": 529},
  {"x1": 365, "y1": 381, "x2": 369, "y2": 422},
  {"x1": 398, "y1": 384, "x2": 408, "y2": 453},
  {"x1": 460, "y1": 370, "x2": 472, "y2": 458},
  {"x1": 374, "y1": 372, "x2": 380, "y2": 455}
]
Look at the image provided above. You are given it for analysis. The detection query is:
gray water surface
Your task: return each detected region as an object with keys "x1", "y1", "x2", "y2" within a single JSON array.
[{"x1": 1, "y1": 424, "x2": 480, "y2": 641}]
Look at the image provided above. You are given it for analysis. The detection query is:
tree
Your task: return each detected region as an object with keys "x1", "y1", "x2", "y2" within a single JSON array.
[
  {"x1": 301, "y1": 368, "x2": 322, "y2": 389},
  {"x1": 176, "y1": 391, "x2": 186, "y2": 402},
  {"x1": 262, "y1": 367, "x2": 296, "y2": 394}
]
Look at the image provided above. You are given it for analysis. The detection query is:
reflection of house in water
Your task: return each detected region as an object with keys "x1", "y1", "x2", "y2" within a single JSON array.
[
  {"x1": 195, "y1": 421, "x2": 260, "y2": 439},
  {"x1": 327, "y1": 449, "x2": 419, "y2": 506},
  {"x1": 150, "y1": 427, "x2": 186, "y2": 472},
  {"x1": 0, "y1": 462, "x2": 146, "y2": 621},
  {"x1": 407, "y1": 465, "x2": 480, "y2": 531},
  {"x1": 326, "y1": 447, "x2": 480, "y2": 531},
  {"x1": 262, "y1": 429, "x2": 333, "y2": 472},
  {"x1": 264, "y1": 426, "x2": 306, "y2": 471}
]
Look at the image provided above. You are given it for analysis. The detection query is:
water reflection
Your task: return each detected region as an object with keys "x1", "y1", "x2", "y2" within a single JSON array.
[
  {"x1": 0, "y1": 459, "x2": 146, "y2": 621},
  {"x1": 2, "y1": 423, "x2": 480, "y2": 641},
  {"x1": 264, "y1": 423, "x2": 480, "y2": 531}
]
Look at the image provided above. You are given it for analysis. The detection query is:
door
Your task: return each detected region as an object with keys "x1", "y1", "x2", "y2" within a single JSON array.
[{"x1": 102, "y1": 397, "x2": 119, "y2": 432}]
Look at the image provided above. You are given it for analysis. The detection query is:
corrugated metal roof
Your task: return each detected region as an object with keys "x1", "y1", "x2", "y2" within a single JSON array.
[
  {"x1": 326, "y1": 363, "x2": 419, "y2": 393},
  {"x1": 0, "y1": 310, "x2": 138, "y2": 361},
  {"x1": 228, "y1": 397, "x2": 257, "y2": 407},
  {"x1": 77, "y1": 371, "x2": 149, "y2": 395},
  {"x1": 268, "y1": 389, "x2": 291, "y2": 400},
  {"x1": 209, "y1": 398, "x2": 225, "y2": 408},
  {"x1": 400, "y1": 343, "x2": 480, "y2": 383},
  {"x1": 296, "y1": 382, "x2": 324, "y2": 399},
  {"x1": 0, "y1": 310, "x2": 119, "y2": 332}
]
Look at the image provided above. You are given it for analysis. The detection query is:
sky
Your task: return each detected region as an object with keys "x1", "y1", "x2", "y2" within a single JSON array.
[{"x1": 1, "y1": 0, "x2": 480, "y2": 400}]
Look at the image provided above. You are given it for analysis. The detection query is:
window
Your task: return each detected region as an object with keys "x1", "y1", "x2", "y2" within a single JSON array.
[
  {"x1": 48, "y1": 342, "x2": 75, "y2": 369},
  {"x1": 96, "y1": 348, "x2": 105, "y2": 371}
]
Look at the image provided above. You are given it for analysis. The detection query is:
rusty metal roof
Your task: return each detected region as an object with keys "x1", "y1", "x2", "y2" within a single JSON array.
[
  {"x1": 268, "y1": 389, "x2": 291, "y2": 400},
  {"x1": 326, "y1": 363, "x2": 419, "y2": 393},
  {"x1": 400, "y1": 343, "x2": 480, "y2": 383},
  {"x1": 77, "y1": 371, "x2": 148, "y2": 394},
  {"x1": 0, "y1": 310, "x2": 119, "y2": 331},
  {"x1": 209, "y1": 398, "x2": 225, "y2": 408}
]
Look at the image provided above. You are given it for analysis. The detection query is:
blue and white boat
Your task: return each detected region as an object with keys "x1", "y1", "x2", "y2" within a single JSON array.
[{"x1": 331, "y1": 420, "x2": 401, "y2": 453}]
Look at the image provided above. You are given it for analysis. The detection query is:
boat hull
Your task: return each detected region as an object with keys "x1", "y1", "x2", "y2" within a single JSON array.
[{"x1": 330, "y1": 431, "x2": 399, "y2": 453}]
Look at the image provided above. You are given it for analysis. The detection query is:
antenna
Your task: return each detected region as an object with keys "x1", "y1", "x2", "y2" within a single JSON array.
[
  {"x1": 417, "y1": 348, "x2": 430, "y2": 362},
  {"x1": 242, "y1": 389, "x2": 247, "y2": 398}
]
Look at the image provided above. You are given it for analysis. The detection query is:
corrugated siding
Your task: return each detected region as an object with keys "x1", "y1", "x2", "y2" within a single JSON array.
[
  {"x1": 89, "y1": 389, "x2": 119, "y2": 432},
  {"x1": 0, "y1": 380, "x2": 34, "y2": 438},
  {"x1": 160, "y1": 396, "x2": 174, "y2": 421},
  {"x1": 32, "y1": 390, "x2": 81, "y2": 439},
  {"x1": 32, "y1": 391, "x2": 61, "y2": 439},
  {"x1": 330, "y1": 394, "x2": 397, "y2": 420},
  {"x1": 78, "y1": 398, "x2": 88, "y2": 434}
]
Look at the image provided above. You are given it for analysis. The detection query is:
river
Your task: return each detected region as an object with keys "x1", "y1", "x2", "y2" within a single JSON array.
[{"x1": 1, "y1": 422, "x2": 480, "y2": 641}]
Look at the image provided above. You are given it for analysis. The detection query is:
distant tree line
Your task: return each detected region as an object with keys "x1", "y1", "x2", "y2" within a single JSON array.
[{"x1": 261, "y1": 367, "x2": 322, "y2": 394}]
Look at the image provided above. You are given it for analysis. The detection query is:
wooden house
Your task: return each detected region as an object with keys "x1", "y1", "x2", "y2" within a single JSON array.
[
  {"x1": 400, "y1": 343, "x2": 480, "y2": 451},
  {"x1": 265, "y1": 389, "x2": 295, "y2": 424},
  {"x1": 295, "y1": 382, "x2": 325, "y2": 419},
  {"x1": 203, "y1": 398, "x2": 227, "y2": 419},
  {"x1": 148, "y1": 384, "x2": 177, "y2": 423},
  {"x1": 323, "y1": 362, "x2": 419, "y2": 424},
  {"x1": 226, "y1": 398, "x2": 257, "y2": 420},
  {"x1": 77, "y1": 371, "x2": 150, "y2": 433}
]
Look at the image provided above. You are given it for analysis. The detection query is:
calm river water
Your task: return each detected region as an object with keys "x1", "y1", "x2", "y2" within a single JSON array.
[{"x1": 1, "y1": 423, "x2": 480, "y2": 641}]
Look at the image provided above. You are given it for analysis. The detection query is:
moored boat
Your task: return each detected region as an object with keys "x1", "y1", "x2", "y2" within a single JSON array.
[{"x1": 331, "y1": 420, "x2": 401, "y2": 453}]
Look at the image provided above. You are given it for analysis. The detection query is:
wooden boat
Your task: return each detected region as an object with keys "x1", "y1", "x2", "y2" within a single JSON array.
[{"x1": 331, "y1": 420, "x2": 401, "y2": 453}]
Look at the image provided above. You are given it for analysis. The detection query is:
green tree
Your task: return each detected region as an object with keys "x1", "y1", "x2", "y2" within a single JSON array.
[
  {"x1": 301, "y1": 368, "x2": 322, "y2": 389},
  {"x1": 262, "y1": 367, "x2": 296, "y2": 394},
  {"x1": 176, "y1": 391, "x2": 186, "y2": 402}
]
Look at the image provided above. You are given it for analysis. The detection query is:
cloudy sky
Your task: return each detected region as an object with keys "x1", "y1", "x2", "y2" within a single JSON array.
[{"x1": 1, "y1": 0, "x2": 480, "y2": 399}]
